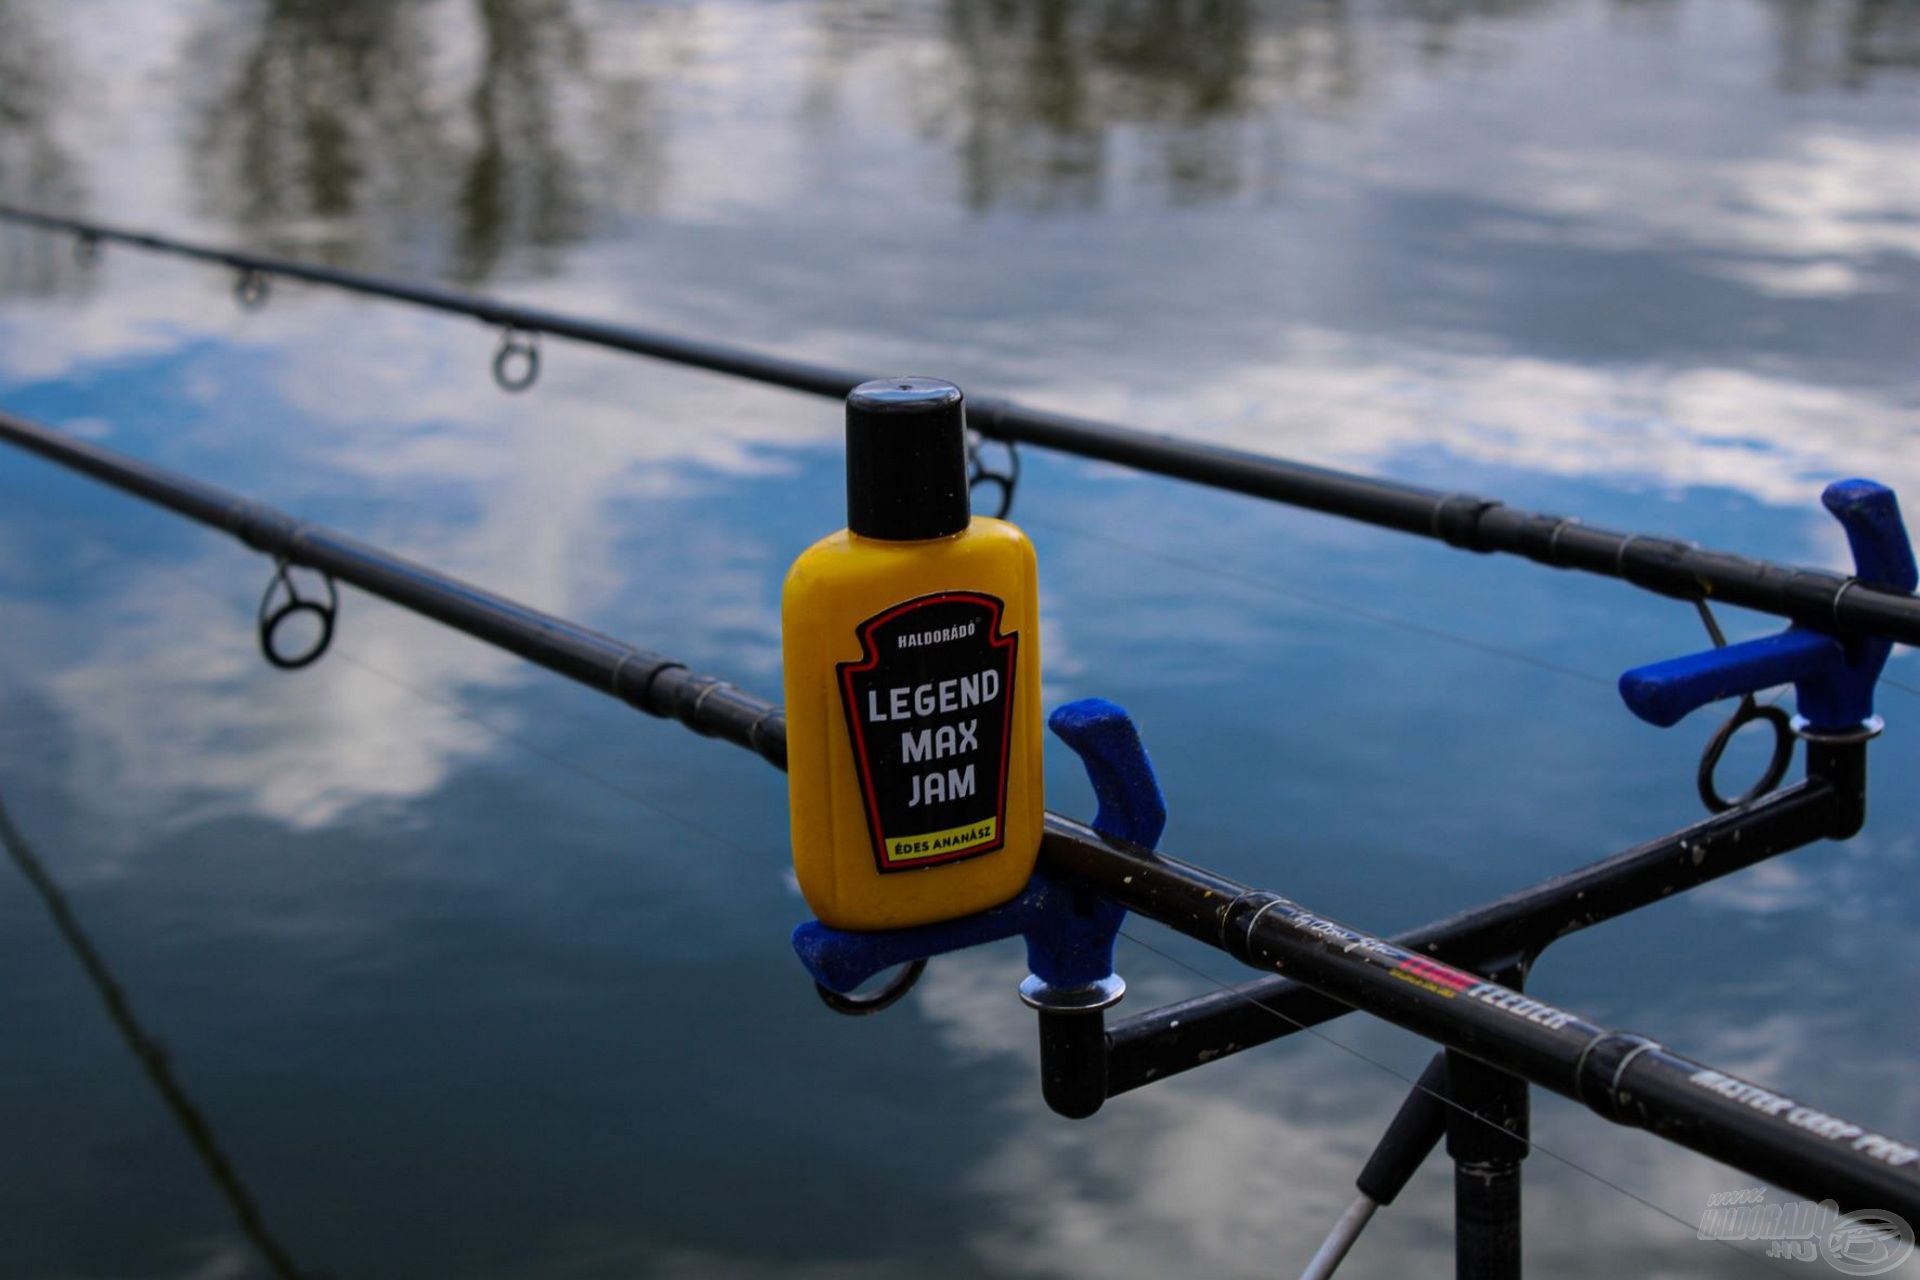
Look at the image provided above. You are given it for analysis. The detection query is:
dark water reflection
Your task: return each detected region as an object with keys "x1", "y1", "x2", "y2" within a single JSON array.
[
  {"x1": 1774, "y1": 0, "x2": 1920, "y2": 89},
  {"x1": 185, "y1": 0, "x2": 676, "y2": 280},
  {"x1": 899, "y1": 0, "x2": 1591, "y2": 210},
  {"x1": 924, "y1": 0, "x2": 1278, "y2": 210},
  {"x1": 0, "y1": 1, "x2": 1918, "y2": 1277},
  {"x1": 6, "y1": 0, "x2": 1914, "y2": 270},
  {"x1": 0, "y1": 1, "x2": 82, "y2": 293},
  {"x1": 173, "y1": 0, "x2": 1920, "y2": 248},
  {"x1": 185, "y1": 2, "x2": 450, "y2": 258}
]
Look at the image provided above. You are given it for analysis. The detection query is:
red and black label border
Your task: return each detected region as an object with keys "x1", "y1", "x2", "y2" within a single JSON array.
[{"x1": 836, "y1": 591, "x2": 1018, "y2": 875}]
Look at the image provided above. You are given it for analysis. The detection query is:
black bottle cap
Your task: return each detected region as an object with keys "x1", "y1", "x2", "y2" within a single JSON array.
[{"x1": 846, "y1": 377, "x2": 971, "y2": 541}]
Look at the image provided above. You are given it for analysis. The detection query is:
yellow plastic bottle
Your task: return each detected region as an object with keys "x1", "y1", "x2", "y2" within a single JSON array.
[{"x1": 783, "y1": 377, "x2": 1043, "y2": 931}]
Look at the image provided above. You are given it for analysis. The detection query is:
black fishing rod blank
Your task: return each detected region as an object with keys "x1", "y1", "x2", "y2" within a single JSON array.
[
  {"x1": 8, "y1": 203, "x2": 1920, "y2": 648},
  {"x1": 0, "y1": 408, "x2": 787, "y2": 767},
  {"x1": 1102, "y1": 763, "x2": 1856, "y2": 1094},
  {"x1": 1040, "y1": 807, "x2": 1920, "y2": 1219},
  {"x1": 0, "y1": 206, "x2": 864, "y2": 398}
]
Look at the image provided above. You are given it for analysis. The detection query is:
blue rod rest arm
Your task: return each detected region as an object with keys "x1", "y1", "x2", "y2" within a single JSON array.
[
  {"x1": 1619, "y1": 480, "x2": 1916, "y2": 735},
  {"x1": 792, "y1": 698, "x2": 1164, "y2": 996}
]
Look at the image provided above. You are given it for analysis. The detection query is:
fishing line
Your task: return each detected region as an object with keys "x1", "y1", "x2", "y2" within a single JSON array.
[
  {"x1": 0, "y1": 491, "x2": 778, "y2": 869},
  {"x1": 329, "y1": 649, "x2": 776, "y2": 867},
  {"x1": 1113, "y1": 926, "x2": 1802, "y2": 1278},
  {"x1": 0, "y1": 793, "x2": 318, "y2": 1280},
  {"x1": 1023, "y1": 512, "x2": 1614, "y2": 687},
  {"x1": 1026, "y1": 511, "x2": 1920, "y2": 711}
]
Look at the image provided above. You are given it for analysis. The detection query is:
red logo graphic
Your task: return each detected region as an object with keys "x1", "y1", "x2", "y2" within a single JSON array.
[{"x1": 1393, "y1": 955, "x2": 1477, "y2": 996}]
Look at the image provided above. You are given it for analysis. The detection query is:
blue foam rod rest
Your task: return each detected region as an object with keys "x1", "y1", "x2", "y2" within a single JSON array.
[
  {"x1": 1619, "y1": 479, "x2": 1916, "y2": 734},
  {"x1": 792, "y1": 697, "x2": 1165, "y2": 995},
  {"x1": 1827, "y1": 478, "x2": 1918, "y2": 594},
  {"x1": 1620, "y1": 630, "x2": 1843, "y2": 729},
  {"x1": 1046, "y1": 697, "x2": 1167, "y2": 850}
]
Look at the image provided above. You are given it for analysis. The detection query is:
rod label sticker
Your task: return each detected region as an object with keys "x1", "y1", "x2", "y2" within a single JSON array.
[
  {"x1": 839, "y1": 592, "x2": 1017, "y2": 872},
  {"x1": 1688, "y1": 1071, "x2": 1920, "y2": 1168},
  {"x1": 1392, "y1": 956, "x2": 1477, "y2": 998}
]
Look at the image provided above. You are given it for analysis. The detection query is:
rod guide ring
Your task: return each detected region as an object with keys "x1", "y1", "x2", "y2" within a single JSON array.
[
  {"x1": 493, "y1": 328, "x2": 540, "y2": 393},
  {"x1": 814, "y1": 959, "x2": 927, "y2": 1016},
  {"x1": 966, "y1": 432, "x2": 1021, "y2": 519},
  {"x1": 234, "y1": 269, "x2": 270, "y2": 312},
  {"x1": 257, "y1": 560, "x2": 339, "y2": 670}
]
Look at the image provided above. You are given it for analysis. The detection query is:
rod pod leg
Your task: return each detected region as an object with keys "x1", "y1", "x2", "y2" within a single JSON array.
[
  {"x1": 1026, "y1": 699, "x2": 1168, "y2": 1118},
  {"x1": 1300, "y1": 1052, "x2": 1452, "y2": 1279},
  {"x1": 1447, "y1": 961, "x2": 1530, "y2": 1280}
]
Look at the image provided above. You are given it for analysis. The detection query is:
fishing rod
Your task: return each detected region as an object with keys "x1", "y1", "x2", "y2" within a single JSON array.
[
  {"x1": 7, "y1": 203, "x2": 1920, "y2": 649},
  {"x1": 1, "y1": 404, "x2": 1916, "y2": 1256},
  {"x1": 0, "y1": 791, "x2": 316, "y2": 1280},
  {"x1": 0, "y1": 408, "x2": 788, "y2": 766}
]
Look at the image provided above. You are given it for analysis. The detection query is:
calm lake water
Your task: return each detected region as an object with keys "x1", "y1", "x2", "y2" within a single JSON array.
[{"x1": 1, "y1": 1, "x2": 1918, "y2": 1276}]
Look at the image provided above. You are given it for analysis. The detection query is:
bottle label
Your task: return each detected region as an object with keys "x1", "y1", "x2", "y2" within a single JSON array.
[{"x1": 838, "y1": 592, "x2": 1018, "y2": 873}]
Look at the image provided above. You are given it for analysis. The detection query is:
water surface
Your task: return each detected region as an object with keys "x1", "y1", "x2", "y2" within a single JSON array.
[{"x1": 1, "y1": 2, "x2": 1918, "y2": 1276}]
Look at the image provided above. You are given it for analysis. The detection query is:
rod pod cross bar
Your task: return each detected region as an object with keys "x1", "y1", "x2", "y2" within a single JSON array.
[
  {"x1": 797, "y1": 695, "x2": 1917, "y2": 1220},
  {"x1": 8, "y1": 203, "x2": 1920, "y2": 646}
]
